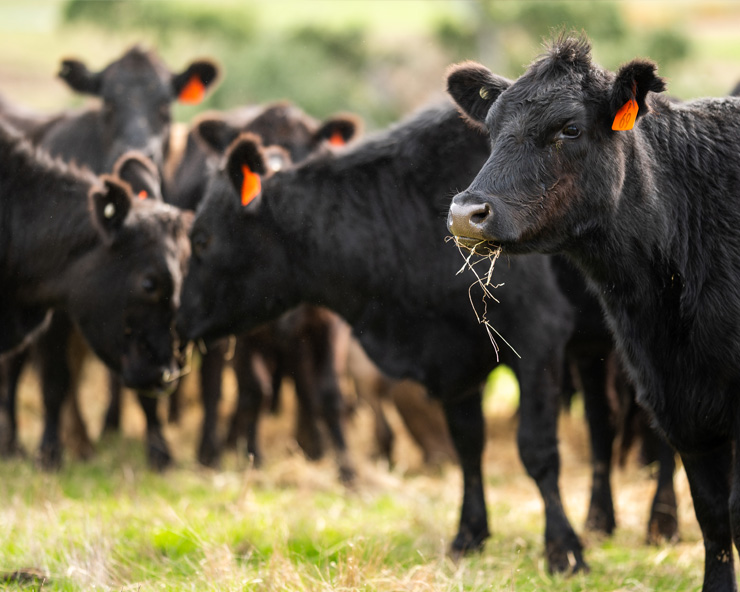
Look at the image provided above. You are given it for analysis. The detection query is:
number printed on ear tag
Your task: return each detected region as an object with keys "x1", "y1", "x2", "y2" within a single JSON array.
[{"x1": 612, "y1": 82, "x2": 639, "y2": 131}]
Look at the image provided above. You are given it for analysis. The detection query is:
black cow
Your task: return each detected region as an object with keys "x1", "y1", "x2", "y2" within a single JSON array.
[
  {"x1": 175, "y1": 104, "x2": 586, "y2": 571},
  {"x1": 0, "y1": 120, "x2": 189, "y2": 390},
  {"x1": 166, "y1": 102, "x2": 360, "y2": 474},
  {"x1": 34, "y1": 45, "x2": 218, "y2": 172},
  {"x1": 169, "y1": 101, "x2": 360, "y2": 211},
  {"x1": 447, "y1": 34, "x2": 740, "y2": 591},
  {"x1": 2, "y1": 46, "x2": 218, "y2": 470}
]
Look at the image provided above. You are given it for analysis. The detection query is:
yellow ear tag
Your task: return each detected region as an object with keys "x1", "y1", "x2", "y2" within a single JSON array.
[
  {"x1": 241, "y1": 165, "x2": 262, "y2": 206},
  {"x1": 179, "y1": 75, "x2": 206, "y2": 105},
  {"x1": 612, "y1": 82, "x2": 638, "y2": 131},
  {"x1": 328, "y1": 130, "x2": 346, "y2": 147}
]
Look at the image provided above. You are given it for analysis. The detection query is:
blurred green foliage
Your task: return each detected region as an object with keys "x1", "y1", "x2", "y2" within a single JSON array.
[
  {"x1": 60, "y1": 0, "x2": 693, "y2": 128},
  {"x1": 64, "y1": 0, "x2": 256, "y2": 42},
  {"x1": 61, "y1": 0, "x2": 402, "y2": 127},
  {"x1": 435, "y1": 1, "x2": 690, "y2": 75}
]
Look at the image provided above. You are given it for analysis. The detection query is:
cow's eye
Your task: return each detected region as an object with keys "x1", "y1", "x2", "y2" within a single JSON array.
[
  {"x1": 193, "y1": 233, "x2": 210, "y2": 258},
  {"x1": 560, "y1": 124, "x2": 581, "y2": 139},
  {"x1": 142, "y1": 276, "x2": 158, "y2": 295}
]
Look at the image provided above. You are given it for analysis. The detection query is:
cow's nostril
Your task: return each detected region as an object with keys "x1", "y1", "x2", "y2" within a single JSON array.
[
  {"x1": 448, "y1": 198, "x2": 493, "y2": 239},
  {"x1": 470, "y1": 203, "x2": 491, "y2": 225}
]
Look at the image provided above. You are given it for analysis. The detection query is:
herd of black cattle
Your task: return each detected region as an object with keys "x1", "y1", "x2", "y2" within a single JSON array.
[{"x1": 1, "y1": 31, "x2": 740, "y2": 590}]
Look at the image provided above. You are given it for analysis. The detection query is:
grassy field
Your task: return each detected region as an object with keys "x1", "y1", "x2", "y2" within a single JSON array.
[
  {"x1": 2, "y1": 2, "x2": 739, "y2": 590},
  {"x1": 0, "y1": 358, "x2": 711, "y2": 591}
]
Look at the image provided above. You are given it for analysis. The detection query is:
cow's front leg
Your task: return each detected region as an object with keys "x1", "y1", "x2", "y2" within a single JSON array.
[
  {"x1": 442, "y1": 391, "x2": 489, "y2": 554},
  {"x1": 684, "y1": 445, "x2": 735, "y2": 591},
  {"x1": 515, "y1": 355, "x2": 586, "y2": 574}
]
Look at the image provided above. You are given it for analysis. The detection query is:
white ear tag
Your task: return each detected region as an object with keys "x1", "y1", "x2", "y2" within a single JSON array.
[
  {"x1": 268, "y1": 154, "x2": 284, "y2": 172},
  {"x1": 104, "y1": 202, "x2": 116, "y2": 219}
]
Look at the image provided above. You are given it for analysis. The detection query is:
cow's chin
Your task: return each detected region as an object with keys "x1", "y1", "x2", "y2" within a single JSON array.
[{"x1": 120, "y1": 351, "x2": 179, "y2": 394}]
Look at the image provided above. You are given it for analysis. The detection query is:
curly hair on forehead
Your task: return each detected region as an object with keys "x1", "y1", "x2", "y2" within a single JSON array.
[{"x1": 528, "y1": 32, "x2": 594, "y2": 80}]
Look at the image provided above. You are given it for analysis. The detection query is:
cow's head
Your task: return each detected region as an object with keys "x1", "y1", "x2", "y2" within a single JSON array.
[
  {"x1": 59, "y1": 46, "x2": 219, "y2": 172},
  {"x1": 176, "y1": 134, "x2": 291, "y2": 342},
  {"x1": 67, "y1": 173, "x2": 191, "y2": 391},
  {"x1": 446, "y1": 34, "x2": 665, "y2": 254},
  {"x1": 195, "y1": 102, "x2": 361, "y2": 164}
]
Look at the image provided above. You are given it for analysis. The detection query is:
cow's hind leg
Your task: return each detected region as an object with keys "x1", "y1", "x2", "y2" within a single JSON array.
[
  {"x1": 684, "y1": 446, "x2": 735, "y2": 591},
  {"x1": 442, "y1": 391, "x2": 489, "y2": 554},
  {"x1": 231, "y1": 338, "x2": 272, "y2": 467},
  {"x1": 646, "y1": 432, "x2": 678, "y2": 544}
]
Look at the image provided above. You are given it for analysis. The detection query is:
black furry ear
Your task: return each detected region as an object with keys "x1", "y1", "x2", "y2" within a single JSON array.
[
  {"x1": 313, "y1": 114, "x2": 363, "y2": 147},
  {"x1": 173, "y1": 60, "x2": 220, "y2": 105},
  {"x1": 446, "y1": 62, "x2": 511, "y2": 129},
  {"x1": 58, "y1": 59, "x2": 102, "y2": 96},
  {"x1": 112, "y1": 152, "x2": 162, "y2": 201},
  {"x1": 90, "y1": 177, "x2": 133, "y2": 244},
  {"x1": 610, "y1": 59, "x2": 666, "y2": 130},
  {"x1": 195, "y1": 116, "x2": 241, "y2": 155},
  {"x1": 225, "y1": 133, "x2": 267, "y2": 209}
]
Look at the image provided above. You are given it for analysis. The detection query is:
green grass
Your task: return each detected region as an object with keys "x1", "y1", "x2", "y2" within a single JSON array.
[{"x1": 0, "y1": 368, "x2": 716, "y2": 591}]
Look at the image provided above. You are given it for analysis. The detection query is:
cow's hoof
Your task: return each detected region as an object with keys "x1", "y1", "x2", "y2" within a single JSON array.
[
  {"x1": 647, "y1": 507, "x2": 679, "y2": 545},
  {"x1": 449, "y1": 527, "x2": 489, "y2": 559},
  {"x1": 36, "y1": 446, "x2": 63, "y2": 472},
  {"x1": 585, "y1": 504, "x2": 616, "y2": 536},
  {"x1": 147, "y1": 433, "x2": 173, "y2": 472},
  {"x1": 197, "y1": 440, "x2": 222, "y2": 469},
  {"x1": 545, "y1": 539, "x2": 589, "y2": 574}
]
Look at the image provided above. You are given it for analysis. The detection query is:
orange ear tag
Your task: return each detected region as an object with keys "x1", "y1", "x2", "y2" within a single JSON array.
[
  {"x1": 179, "y1": 75, "x2": 206, "y2": 105},
  {"x1": 328, "y1": 130, "x2": 346, "y2": 147},
  {"x1": 612, "y1": 83, "x2": 638, "y2": 131},
  {"x1": 138, "y1": 190, "x2": 148, "y2": 200},
  {"x1": 241, "y1": 165, "x2": 262, "y2": 206}
]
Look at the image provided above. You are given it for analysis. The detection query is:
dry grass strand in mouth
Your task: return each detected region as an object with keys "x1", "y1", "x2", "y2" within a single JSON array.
[{"x1": 447, "y1": 236, "x2": 520, "y2": 362}]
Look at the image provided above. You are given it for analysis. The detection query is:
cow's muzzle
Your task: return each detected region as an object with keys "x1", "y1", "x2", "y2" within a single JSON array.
[{"x1": 448, "y1": 196, "x2": 493, "y2": 242}]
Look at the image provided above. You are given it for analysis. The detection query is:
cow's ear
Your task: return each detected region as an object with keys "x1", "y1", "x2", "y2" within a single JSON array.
[
  {"x1": 58, "y1": 59, "x2": 102, "y2": 96},
  {"x1": 173, "y1": 60, "x2": 220, "y2": 105},
  {"x1": 313, "y1": 114, "x2": 363, "y2": 147},
  {"x1": 446, "y1": 61, "x2": 511, "y2": 130},
  {"x1": 112, "y1": 152, "x2": 162, "y2": 201},
  {"x1": 90, "y1": 176, "x2": 133, "y2": 244},
  {"x1": 225, "y1": 133, "x2": 267, "y2": 210},
  {"x1": 194, "y1": 116, "x2": 241, "y2": 154},
  {"x1": 609, "y1": 59, "x2": 666, "y2": 131}
]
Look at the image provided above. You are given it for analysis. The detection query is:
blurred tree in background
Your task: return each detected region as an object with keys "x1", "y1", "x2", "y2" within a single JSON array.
[{"x1": 6, "y1": 0, "x2": 719, "y2": 129}]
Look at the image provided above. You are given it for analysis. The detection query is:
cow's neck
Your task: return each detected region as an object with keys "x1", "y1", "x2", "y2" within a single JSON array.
[
  {"x1": 265, "y1": 165, "x2": 397, "y2": 322},
  {"x1": 568, "y1": 108, "x2": 740, "y2": 419}
]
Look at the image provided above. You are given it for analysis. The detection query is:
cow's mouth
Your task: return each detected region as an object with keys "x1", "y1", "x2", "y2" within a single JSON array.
[{"x1": 451, "y1": 235, "x2": 500, "y2": 256}]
